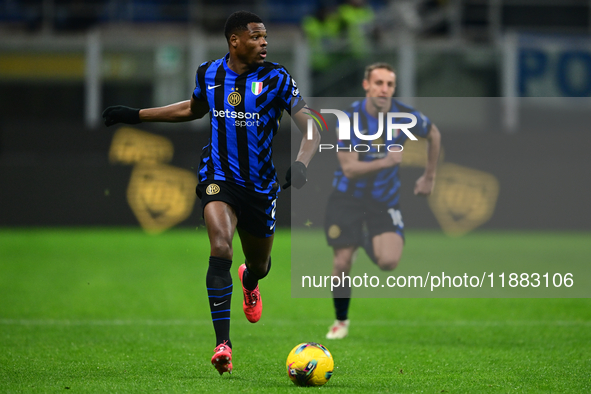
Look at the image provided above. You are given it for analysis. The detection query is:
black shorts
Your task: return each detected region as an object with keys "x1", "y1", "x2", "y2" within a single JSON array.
[
  {"x1": 196, "y1": 181, "x2": 277, "y2": 238},
  {"x1": 324, "y1": 190, "x2": 405, "y2": 248}
]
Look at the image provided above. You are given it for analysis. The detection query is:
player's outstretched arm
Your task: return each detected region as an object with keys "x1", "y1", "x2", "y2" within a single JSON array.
[
  {"x1": 283, "y1": 107, "x2": 321, "y2": 189},
  {"x1": 103, "y1": 96, "x2": 209, "y2": 127},
  {"x1": 414, "y1": 123, "x2": 441, "y2": 196},
  {"x1": 338, "y1": 149, "x2": 402, "y2": 180}
]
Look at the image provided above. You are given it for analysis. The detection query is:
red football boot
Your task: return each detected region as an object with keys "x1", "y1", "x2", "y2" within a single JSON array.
[
  {"x1": 211, "y1": 341, "x2": 232, "y2": 375},
  {"x1": 238, "y1": 264, "x2": 262, "y2": 323}
]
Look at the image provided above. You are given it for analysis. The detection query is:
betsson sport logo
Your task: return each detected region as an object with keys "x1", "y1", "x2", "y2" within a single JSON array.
[
  {"x1": 304, "y1": 108, "x2": 419, "y2": 153},
  {"x1": 211, "y1": 88, "x2": 261, "y2": 127},
  {"x1": 212, "y1": 108, "x2": 260, "y2": 127}
]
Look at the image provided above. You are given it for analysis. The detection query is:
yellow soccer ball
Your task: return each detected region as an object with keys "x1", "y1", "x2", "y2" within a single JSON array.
[{"x1": 286, "y1": 342, "x2": 334, "y2": 386}]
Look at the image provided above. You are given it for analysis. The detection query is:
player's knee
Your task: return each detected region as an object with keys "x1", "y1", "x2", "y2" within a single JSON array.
[
  {"x1": 247, "y1": 257, "x2": 271, "y2": 279},
  {"x1": 333, "y1": 257, "x2": 352, "y2": 276},
  {"x1": 377, "y1": 256, "x2": 400, "y2": 271},
  {"x1": 210, "y1": 239, "x2": 233, "y2": 261}
]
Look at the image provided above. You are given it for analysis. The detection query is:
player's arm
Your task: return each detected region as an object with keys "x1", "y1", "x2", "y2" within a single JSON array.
[
  {"x1": 140, "y1": 96, "x2": 209, "y2": 122},
  {"x1": 283, "y1": 107, "x2": 321, "y2": 189},
  {"x1": 414, "y1": 123, "x2": 441, "y2": 196},
  {"x1": 103, "y1": 96, "x2": 209, "y2": 126},
  {"x1": 291, "y1": 107, "x2": 321, "y2": 167},
  {"x1": 337, "y1": 149, "x2": 402, "y2": 180}
]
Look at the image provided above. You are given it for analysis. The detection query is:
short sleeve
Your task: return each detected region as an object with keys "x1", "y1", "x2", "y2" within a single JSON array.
[
  {"x1": 192, "y1": 61, "x2": 210, "y2": 101},
  {"x1": 414, "y1": 111, "x2": 432, "y2": 138},
  {"x1": 277, "y1": 69, "x2": 306, "y2": 115}
]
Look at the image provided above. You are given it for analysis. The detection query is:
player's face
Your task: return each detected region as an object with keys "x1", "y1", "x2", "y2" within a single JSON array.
[
  {"x1": 363, "y1": 68, "x2": 396, "y2": 112},
  {"x1": 235, "y1": 23, "x2": 268, "y2": 66}
]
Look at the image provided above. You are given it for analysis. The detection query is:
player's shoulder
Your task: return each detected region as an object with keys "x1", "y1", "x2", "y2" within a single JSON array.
[
  {"x1": 391, "y1": 98, "x2": 420, "y2": 114},
  {"x1": 262, "y1": 61, "x2": 287, "y2": 71},
  {"x1": 259, "y1": 61, "x2": 292, "y2": 78},
  {"x1": 345, "y1": 99, "x2": 364, "y2": 116},
  {"x1": 198, "y1": 58, "x2": 222, "y2": 71}
]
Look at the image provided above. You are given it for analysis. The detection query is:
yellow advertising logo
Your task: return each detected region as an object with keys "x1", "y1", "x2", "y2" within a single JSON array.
[
  {"x1": 109, "y1": 126, "x2": 197, "y2": 233},
  {"x1": 401, "y1": 138, "x2": 444, "y2": 168},
  {"x1": 127, "y1": 164, "x2": 198, "y2": 234},
  {"x1": 227, "y1": 91, "x2": 241, "y2": 106},
  {"x1": 428, "y1": 163, "x2": 499, "y2": 236},
  {"x1": 109, "y1": 127, "x2": 173, "y2": 164}
]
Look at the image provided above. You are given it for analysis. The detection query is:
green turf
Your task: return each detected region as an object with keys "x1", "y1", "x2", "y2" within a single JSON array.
[{"x1": 1, "y1": 228, "x2": 590, "y2": 393}]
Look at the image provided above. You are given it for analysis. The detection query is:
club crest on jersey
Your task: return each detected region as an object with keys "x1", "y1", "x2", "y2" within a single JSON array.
[
  {"x1": 227, "y1": 91, "x2": 241, "y2": 106},
  {"x1": 251, "y1": 82, "x2": 263, "y2": 95},
  {"x1": 206, "y1": 184, "x2": 220, "y2": 195}
]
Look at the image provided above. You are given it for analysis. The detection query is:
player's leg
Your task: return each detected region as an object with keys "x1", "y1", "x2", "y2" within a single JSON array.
[
  {"x1": 204, "y1": 201, "x2": 237, "y2": 374},
  {"x1": 234, "y1": 191, "x2": 276, "y2": 323},
  {"x1": 327, "y1": 246, "x2": 355, "y2": 339},
  {"x1": 372, "y1": 232, "x2": 404, "y2": 271},
  {"x1": 324, "y1": 191, "x2": 364, "y2": 339},
  {"x1": 236, "y1": 228, "x2": 273, "y2": 323},
  {"x1": 365, "y1": 203, "x2": 405, "y2": 271}
]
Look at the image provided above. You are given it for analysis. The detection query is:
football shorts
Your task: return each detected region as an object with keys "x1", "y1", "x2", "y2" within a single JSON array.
[
  {"x1": 324, "y1": 190, "x2": 404, "y2": 247},
  {"x1": 197, "y1": 181, "x2": 277, "y2": 238}
]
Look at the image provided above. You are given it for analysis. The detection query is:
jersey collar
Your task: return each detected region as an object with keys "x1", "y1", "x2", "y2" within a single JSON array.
[
  {"x1": 361, "y1": 97, "x2": 396, "y2": 119},
  {"x1": 223, "y1": 53, "x2": 263, "y2": 77}
]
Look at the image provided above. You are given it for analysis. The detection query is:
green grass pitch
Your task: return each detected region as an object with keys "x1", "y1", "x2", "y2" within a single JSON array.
[{"x1": 1, "y1": 228, "x2": 590, "y2": 393}]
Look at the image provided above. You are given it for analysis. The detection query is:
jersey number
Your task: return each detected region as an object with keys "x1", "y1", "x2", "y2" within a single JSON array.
[
  {"x1": 387, "y1": 208, "x2": 404, "y2": 228},
  {"x1": 270, "y1": 199, "x2": 277, "y2": 230}
]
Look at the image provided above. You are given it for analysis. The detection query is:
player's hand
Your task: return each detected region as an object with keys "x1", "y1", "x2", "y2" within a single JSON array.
[
  {"x1": 282, "y1": 161, "x2": 307, "y2": 189},
  {"x1": 414, "y1": 174, "x2": 435, "y2": 196},
  {"x1": 102, "y1": 105, "x2": 141, "y2": 127}
]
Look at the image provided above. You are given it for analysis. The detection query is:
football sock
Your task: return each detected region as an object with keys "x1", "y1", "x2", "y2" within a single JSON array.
[
  {"x1": 333, "y1": 297, "x2": 351, "y2": 321},
  {"x1": 332, "y1": 283, "x2": 351, "y2": 321},
  {"x1": 242, "y1": 257, "x2": 271, "y2": 291},
  {"x1": 206, "y1": 256, "x2": 233, "y2": 348}
]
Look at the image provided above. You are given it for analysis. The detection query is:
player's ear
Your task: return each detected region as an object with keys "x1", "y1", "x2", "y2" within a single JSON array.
[
  {"x1": 229, "y1": 33, "x2": 239, "y2": 48},
  {"x1": 362, "y1": 78, "x2": 369, "y2": 92}
]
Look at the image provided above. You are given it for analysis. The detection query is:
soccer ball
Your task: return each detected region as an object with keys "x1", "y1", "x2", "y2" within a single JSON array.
[{"x1": 286, "y1": 342, "x2": 334, "y2": 386}]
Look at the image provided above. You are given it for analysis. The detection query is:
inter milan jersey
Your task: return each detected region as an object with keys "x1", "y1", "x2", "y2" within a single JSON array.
[
  {"x1": 193, "y1": 53, "x2": 305, "y2": 194},
  {"x1": 332, "y1": 98, "x2": 431, "y2": 206}
]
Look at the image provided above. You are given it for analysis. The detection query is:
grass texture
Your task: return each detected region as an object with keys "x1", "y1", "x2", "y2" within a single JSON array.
[{"x1": 1, "y1": 228, "x2": 590, "y2": 393}]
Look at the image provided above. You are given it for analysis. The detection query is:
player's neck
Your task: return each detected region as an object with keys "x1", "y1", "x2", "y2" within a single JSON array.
[
  {"x1": 364, "y1": 98, "x2": 391, "y2": 118},
  {"x1": 227, "y1": 55, "x2": 255, "y2": 75}
]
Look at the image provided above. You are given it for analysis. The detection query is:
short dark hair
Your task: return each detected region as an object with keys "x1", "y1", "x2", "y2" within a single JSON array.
[
  {"x1": 224, "y1": 11, "x2": 263, "y2": 42},
  {"x1": 364, "y1": 62, "x2": 395, "y2": 81}
]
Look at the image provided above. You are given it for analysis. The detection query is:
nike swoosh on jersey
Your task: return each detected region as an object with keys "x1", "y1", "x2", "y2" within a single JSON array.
[
  {"x1": 208, "y1": 84, "x2": 222, "y2": 90},
  {"x1": 213, "y1": 300, "x2": 228, "y2": 306}
]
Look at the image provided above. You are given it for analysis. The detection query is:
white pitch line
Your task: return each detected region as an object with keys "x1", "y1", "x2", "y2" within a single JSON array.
[
  {"x1": 0, "y1": 319, "x2": 589, "y2": 327},
  {"x1": 0, "y1": 319, "x2": 211, "y2": 326}
]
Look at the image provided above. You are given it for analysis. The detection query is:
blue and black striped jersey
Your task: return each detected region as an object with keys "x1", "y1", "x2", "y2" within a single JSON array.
[
  {"x1": 193, "y1": 53, "x2": 305, "y2": 194},
  {"x1": 332, "y1": 98, "x2": 431, "y2": 206}
]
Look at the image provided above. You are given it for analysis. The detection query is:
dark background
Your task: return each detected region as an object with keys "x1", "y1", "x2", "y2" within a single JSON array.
[{"x1": 2, "y1": 109, "x2": 590, "y2": 231}]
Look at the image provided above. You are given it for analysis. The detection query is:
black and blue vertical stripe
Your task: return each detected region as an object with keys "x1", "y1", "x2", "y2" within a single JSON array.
[
  {"x1": 193, "y1": 53, "x2": 305, "y2": 194},
  {"x1": 333, "y1": 98, "x2": 431, "y2": 206}
]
